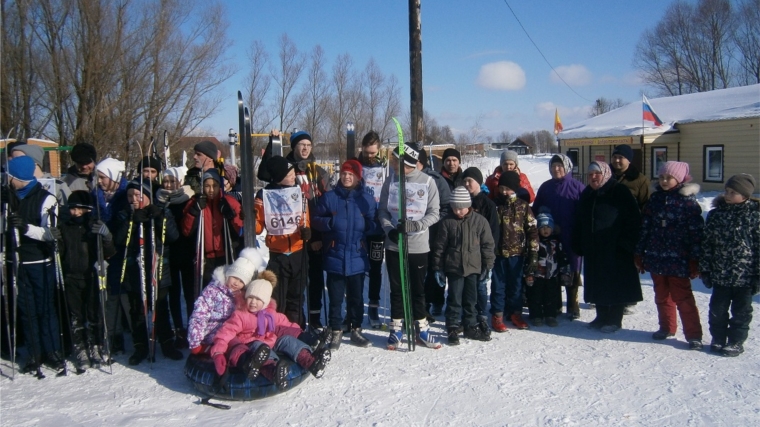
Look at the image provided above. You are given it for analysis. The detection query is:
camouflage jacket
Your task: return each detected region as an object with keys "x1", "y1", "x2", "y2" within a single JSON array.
[{"x1": 495, "y1": 195, "x2": 538, "y2": 259}]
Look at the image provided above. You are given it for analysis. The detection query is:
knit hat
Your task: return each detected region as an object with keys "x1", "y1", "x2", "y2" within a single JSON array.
[
  {"x1": 726, "y1": 173, "x2": 756, "y2": 199},
  {"x1": 657, "y1": 161, "x2": 691, "y2": 184},
  {"x1": 550, "y1": 154, "x2": 573, "y2": 174},
  {"x1": 442, "y1": 148, "x2": 461, "y2": 163},
  {"x1": 7, "y1": 156, "x2": 36, "y2": 182},
  {"x1": 536, "y1": 212, "x2": 555, "y2": 230},
  {"x1": 392, "y1": 143, "x2": 420, "y2": 168},
  {"x1": 290, "y1": 131, "x2": 312, "y2": 150},
  {"x1": 238, "y1": 247, "x2": 266, "y2": 272},
  {"x1": 193, "y1": 140, "x2": 218, "y2": 160},
  {"x1": 126, "y1": 179, "x2": 153, "y2": 198},
  {"x1": 612, "y1": 144, "x2": 634, "y2": 163},
  {"x1": 67, "y1": 190, "x2": 93, "y2": 210},
  {"x1": 266, "y1": 156, "x2": 294, "y2": 184},
  {"x1": 163, "y1": 166, "x2": 188, "y2": 183},
  {"x1": 225, "y1": 256, "x2": 256, "y2": 284},
  {"x1": 202, "y1": 168, "x2": 222, "y2": 186},
  {"x1": 138, "y1": 156, "x2": 162, "y2": 172},
  {"x1": 450, "y1": 186, "x2": 472, "y2": 209},
  {"x1": 341, "y1": 159, "x2": 363, "y2": 178},
  {"x1": 462, "y1": 167, "x2": 484, "y2": 185},
  {"x1": 245, "y1": 271, "x2": 277, "y2": 306},
  {"x1": 498, "y1": 170, "x2": 521, "y2": 192},
  {"x1": 416, "y1": 143, "x2": 429, "y2": 168},
  {"x1": 588, "y1": 161, "x2": 612, "y2": 186},
  {"x1": 11, "y1": 144, "x2": 44, "y2": 169},
  {"x1": 96, "y1": 158, "x2": 126, "y2": 182},
  {"x1": 223, "y1": 164, "x2": 238, "y2": 187},
  {"x1": 501, "y1": 150, "x2": 519, "y2": 166},
  {"x1": 70, "y1": 143, "x2": 97, "y2": 165}
]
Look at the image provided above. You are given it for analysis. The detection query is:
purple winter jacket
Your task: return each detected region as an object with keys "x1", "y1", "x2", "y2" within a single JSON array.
[
  {"x1": 533, "y1": 174, "x2": 585, "y2": 272},
  {"x1": 187, "y1": 266, "x2": 244, "y2": 349}
]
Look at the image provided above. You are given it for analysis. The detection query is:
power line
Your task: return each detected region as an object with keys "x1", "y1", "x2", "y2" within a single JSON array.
[{"x1": 502, "y1": 0, "x2": 593, "y2": 103}]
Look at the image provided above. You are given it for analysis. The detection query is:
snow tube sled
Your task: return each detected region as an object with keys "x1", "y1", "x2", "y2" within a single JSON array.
[{"x1": 185, "y1": 353, "x2": 310, "y2": 401}]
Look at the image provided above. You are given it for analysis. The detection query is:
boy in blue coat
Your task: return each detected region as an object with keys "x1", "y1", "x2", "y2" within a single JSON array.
[{"x1": 313, "y1": 160, "x2": 378, "y2": 349}]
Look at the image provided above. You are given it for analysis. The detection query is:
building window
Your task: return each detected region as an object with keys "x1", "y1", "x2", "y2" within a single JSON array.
[
  {"x1": 566, "y1": 149, "x2": 579, "y2": 174},
  {"x1": 703, "y1": 145, "x2": 724, "y2": 182},
  {"x1": 651, "y1": 147, "x2": 667, "y2": 178}
]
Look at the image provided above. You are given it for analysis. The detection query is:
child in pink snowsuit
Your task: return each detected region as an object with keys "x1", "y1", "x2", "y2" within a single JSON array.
[{"x1": 209, "y1": 271, "x2": 331, "y2": 390}]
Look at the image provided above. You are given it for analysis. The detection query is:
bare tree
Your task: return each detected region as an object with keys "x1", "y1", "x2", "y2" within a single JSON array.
[
  {"x1": 733, "y1": 0, "x2": 760, "y2": 84},
  {"x1": 327, "y1": 53, "x2": 355, "y2": 161},
  {"x1": 244, "y1": 40, "x2": 274, "y2": 134},
  {"x1": 271, "y1": 34, "x2": 304, "y2": 133},
  {"x1": 589, "y1": 97, "x2": 627, "y2": 117},
  {"x1": 299, "y1": 45, "x2": 330, "y2": 158}
]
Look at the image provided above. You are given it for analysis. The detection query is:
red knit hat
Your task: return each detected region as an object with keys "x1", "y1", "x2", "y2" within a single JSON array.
[{"x1": 341, "y1": 159, "x2": 362, "y2": 178}]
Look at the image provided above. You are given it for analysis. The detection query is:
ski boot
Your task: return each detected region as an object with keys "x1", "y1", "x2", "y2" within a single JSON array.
[
  {"x1": 415, "y1": 319, "x2": 441, "y2": 349},
  {"x1": 350, "y1": 328, "x2": 371, "y2": 347},
  {"x1": 386, "y1": 319, "x2": 404, "y2": 350}
]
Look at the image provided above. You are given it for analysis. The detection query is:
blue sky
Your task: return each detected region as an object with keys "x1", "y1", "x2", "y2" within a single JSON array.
[{"x1": 205, "y1": 0, "x2": 681, "y2": 140}]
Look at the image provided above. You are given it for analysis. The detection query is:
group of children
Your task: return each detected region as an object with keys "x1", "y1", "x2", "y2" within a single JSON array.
[{"x1": 3, "y1": 135, "x2": 758, "y2": 386}]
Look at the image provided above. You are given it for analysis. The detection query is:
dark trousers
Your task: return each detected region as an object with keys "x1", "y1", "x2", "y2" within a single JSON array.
[
  {"x1": 169, "y1": 255, "x2": 195, "y2": 329},
  {"x1": 424, "y1": 251, "x2": 445, "y2": 309},
  {"x1": 445, "y1": 273, "x2": 478, "y2": 328},
  {"x1": 65, "y1": 274, "x2": 101, "y2": 348},
  {"x1": 17, "y1": 262, "x2": 60, "y2": 360},
  {"x1": 307, "y1": 249, "x2": 325, "y2": 316},
  {"x1": 326, "y1": 273, "x2": 365, "y2": 330},
  {"x1": 490, "y1": 256, "x2": 524, "y2": 315},
  {"x1": 267, "y1": 250, "x2": 307, "y2": 326},
  {"x1": 526, "y1": 276, "x2": 562, "y2": 319},
  {"x1": 127, "y1": 286, "x2": 172, "y2": 348},
  {"x1": 594, "y1": 304, "x2": 625, "y2": 328},
  {"x1": 367, "y1": 235, "x2": 385, "y2": 303},
  {"x1": 709, "y1": 285, "x2": 753, "y2": 345},
  {"x1": 386, "y1": 250, "x2": 428, "y2": 320}
]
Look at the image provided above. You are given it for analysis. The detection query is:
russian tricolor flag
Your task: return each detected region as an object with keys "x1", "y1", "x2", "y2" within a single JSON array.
[{"x1": 643, "y1": 95, "x2": 663, "y2": 126}]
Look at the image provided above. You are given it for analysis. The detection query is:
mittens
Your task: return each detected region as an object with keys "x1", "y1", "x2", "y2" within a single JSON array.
[{"x1": 212, "y1": 353, "x2": 227, "y2": 376}]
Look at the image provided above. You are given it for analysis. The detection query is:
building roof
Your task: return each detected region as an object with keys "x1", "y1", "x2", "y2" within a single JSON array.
[{"x1": 559, "y1": 84, "x2": 760, "y2": 140}]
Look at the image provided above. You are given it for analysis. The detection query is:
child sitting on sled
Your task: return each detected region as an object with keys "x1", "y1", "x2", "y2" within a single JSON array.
[{"x1": 209, "y1": 271, "x2": 331, "y2": 390}]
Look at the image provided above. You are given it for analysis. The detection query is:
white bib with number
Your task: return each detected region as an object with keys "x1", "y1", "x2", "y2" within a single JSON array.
[
  {"x1": 262, "y1": 187, "x2": 304, "y2": 236},
  {"x1": 387, "y1": 178, "x2": 430, "y2": 235},
  {"x1": 363, "y1": 165, "x2": 385, "y2": 206}
]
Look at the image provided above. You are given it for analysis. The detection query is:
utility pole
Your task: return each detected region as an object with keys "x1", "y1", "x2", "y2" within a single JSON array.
[{"x1": 409, "y1": 0, "x2": 423, "y2": 144}]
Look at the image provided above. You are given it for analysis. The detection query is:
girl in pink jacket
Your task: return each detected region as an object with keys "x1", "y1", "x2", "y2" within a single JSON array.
[{"x1": 209, "y1": 271, "x2": 331, "y2": 390}]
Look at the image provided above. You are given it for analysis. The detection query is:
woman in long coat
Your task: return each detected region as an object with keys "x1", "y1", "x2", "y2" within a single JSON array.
[{"x1": 571, "y1": 161, "x2": 642, "y2": 332}]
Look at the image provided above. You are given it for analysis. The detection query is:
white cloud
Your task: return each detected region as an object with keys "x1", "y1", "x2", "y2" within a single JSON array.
[
  {"x1": 476, "y1": 61, "x2": 526, "y2": 91},
  {"x1": 550, "y1": 64, "x2": 592, "y2": 86}
]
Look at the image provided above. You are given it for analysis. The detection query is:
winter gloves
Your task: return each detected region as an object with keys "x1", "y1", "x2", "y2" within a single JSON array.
[
  {"x1": 90, "y1": 220, "x2": 112, "y2": 241},
  {"x1": 397, "y1": 219, "x2": 423, "y2": 233},
  {"x1": 219, "y1": 197, "x2": 236, "y2": 220},
  {"x1": 387, "y1": 229, "x2": 399, "y2": 244},
  {"x1": 701, "y1": 272, "x2": 712, "y2": 289},
  {"x1": 7, "y1": 214, "x2": 28, "y2": 234},
  {"x1": 300, "y1": 227, "x2": 312, "y2": 241},
  {"x1": 133, "y1": 205, "x2": 162, "y2": 223}
]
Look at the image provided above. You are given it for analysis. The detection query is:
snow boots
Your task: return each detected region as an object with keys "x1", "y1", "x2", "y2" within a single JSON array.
[
  {"x1": 161, "y1": 338, "x2": 184, "y2": 360},
  {"x1": 328, "y1": 329, "x2": 343, "y2": 351},
  {"x1": 350, "y1": 328, "x2": 371, "y2": 347},
  {"x1": 415, "y1": 319, "x2": 441, "y2": 349},
  {"x1": 296, "y1": 347, "x2": 331, "y2": 378},
  {"x1": 243, "y1": 344, "x2": 271, "y2": 381},
  {"x1": 387, "y1": 319, "x2": 404, "y2": 350},
  {"x1": 174, "y1": 328, "x2": 189, "y2": 350},
  {"x1": 464, "y1": 325, "x2": 491, "y2": 342},
  {"x1": 447, "y1": 327, "x2": 460, "y2": 346},
  {"x1": 128, "y1": 344, "x2": 149, "y2": 366},
  {"x1": 721, "y1": 342, "x2": 744, "y2": 357},
  {"x1": 89, "y1": 344, "x2": 109, "y2": 368},
  {"x1": 261, "y1": 358, "x2": 292, "y2": 390},
  {"x1": 652, "y1": 329, "x2": 675, "y2": 340},
  {"x1": 491, "y1": 314, "x2": 508, "y2": 333},
  {"x1": 510, "y1": 313, "x2": 529, "y2": 330},
  {"x1": 476, "y1": 315, "x2": 491, "y2": 338},
  {"x1": 74, "y1": 344, "x2": 90, "y2": 373}
]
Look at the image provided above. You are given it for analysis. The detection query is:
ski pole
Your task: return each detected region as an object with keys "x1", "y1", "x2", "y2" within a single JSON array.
[
  {"x1": 93, "y1": 193, "x2": 113, "y2": 374},
  {"x1": 49, "y1": 207, "x2": 73, "y2": 376}
]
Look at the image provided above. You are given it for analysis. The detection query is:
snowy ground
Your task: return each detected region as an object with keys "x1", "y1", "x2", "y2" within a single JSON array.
[{"x1": 2, "y1": 155, "x2": 759, "y2": 426}]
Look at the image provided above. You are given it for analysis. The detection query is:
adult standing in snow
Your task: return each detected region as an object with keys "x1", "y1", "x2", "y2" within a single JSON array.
[
  {"x1": 62, "y1": 142, "x2": 97, "y2": 193},
  {"x1": 417, "y1": 146, "x2": 451, "y2": 318},
  {"x1": 572, "y1": 161, "x2": 642, "y2": 333},
  {"x1": 532, "y1": 154, "x2": 585, "y2": 319},
  {"x1": 378, "y1": 143, "x2": 440, "y2": 349},
  {"x1": 312, "y1": 160, "x2": 378, "y2": 348},
  {"x1": 440, "y1": 148, "x2": 464, "y2": 191},
  {"x1": 485, "y1": 150, "x2": 535, "y2": 203},
  {"x1": 354, "y1": 131, "x2": 386, "y2": 328},
  {"x1": 610, "y1": 144, "x2": 650, "y2": 315}
]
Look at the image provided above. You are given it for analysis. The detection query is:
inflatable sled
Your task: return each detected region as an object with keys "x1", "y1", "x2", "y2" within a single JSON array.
[{"x1": 185, "y1": 353, "x2": 310, "y2": 401}]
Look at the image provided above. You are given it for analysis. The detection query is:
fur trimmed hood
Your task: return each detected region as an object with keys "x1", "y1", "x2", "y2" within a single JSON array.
[{"x1": 652, "y1": 182, "x2": 700, "y2": 197}]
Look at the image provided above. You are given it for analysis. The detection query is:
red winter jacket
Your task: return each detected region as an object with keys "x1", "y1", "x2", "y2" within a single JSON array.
[
  {"x1": 209, "y1": 300, "x2": 300, "y2": 355},
  {"x1": 485, "y1": 166, "x2": 535, "y2": 203},
  {"x1": 181, "y1": 193, "x2": 243, "y2": 259}
]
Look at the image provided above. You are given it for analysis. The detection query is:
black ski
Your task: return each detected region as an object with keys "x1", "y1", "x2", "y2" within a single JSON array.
[{"x1": 237, "y1": 92, "x2": 257, "y2": 246}]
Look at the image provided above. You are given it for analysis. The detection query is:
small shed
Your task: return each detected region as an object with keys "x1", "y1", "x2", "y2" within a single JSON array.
[{"x1": 558, "y1": 84, "x2": 760, "y2": 191}]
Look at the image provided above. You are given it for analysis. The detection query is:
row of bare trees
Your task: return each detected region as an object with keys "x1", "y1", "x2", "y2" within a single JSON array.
[
  {"x1": 242, "y1": 34, "x2": 403, "y2": 163},
  {"x1": 634, "y1": 0, "x2": 760, "y2": 96},
  {"x1": 1, "y1": 0, "x2": 233, "y2": 165}
]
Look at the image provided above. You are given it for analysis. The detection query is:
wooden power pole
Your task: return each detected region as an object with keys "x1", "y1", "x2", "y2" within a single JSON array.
[{"x1": 409, "y1": 0, "x2": 424, "y2": 144}]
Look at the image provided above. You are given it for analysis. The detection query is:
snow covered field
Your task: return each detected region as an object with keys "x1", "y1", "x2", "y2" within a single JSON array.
[{"x1": 2, "y1": 155, "x2": 758, "y2": 426}]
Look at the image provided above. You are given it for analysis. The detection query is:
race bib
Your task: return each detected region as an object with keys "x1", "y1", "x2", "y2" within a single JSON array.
[
  {"x1": 363, "y1": 165, "x2": 385, "y2": 206},
  {"x1": 387, "y1": 178, "x2": 429, "y2": 235},
  {"x1": 262, "y1": 187, "x2": 304, "y2": 236}
]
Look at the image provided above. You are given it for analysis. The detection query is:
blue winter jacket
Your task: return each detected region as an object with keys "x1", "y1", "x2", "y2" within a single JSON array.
[{"x1": 312, "y1": 181, "x2": 379, "y2": 276}]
